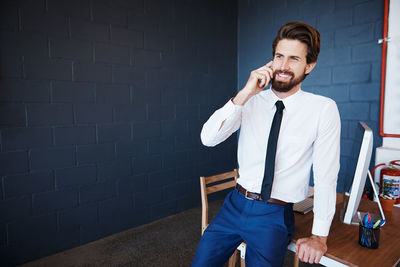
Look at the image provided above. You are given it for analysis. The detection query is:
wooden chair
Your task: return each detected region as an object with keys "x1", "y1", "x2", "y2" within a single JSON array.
[
  {"x1": 200, "y1": 169, "x2": 300, "y2": 267},
  {"x1": 200, "y1": 169, "x2": 245, "y2": 267}
]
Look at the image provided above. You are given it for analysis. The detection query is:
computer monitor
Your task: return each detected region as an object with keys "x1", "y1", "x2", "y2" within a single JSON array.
[{"x1": 341, "y1": 121, "x2": 384, "y2": 225}]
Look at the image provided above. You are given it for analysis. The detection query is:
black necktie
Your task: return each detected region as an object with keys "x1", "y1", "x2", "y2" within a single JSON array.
[{"x1": 260, "y1": 100, "x2": 285, "y2": 201}]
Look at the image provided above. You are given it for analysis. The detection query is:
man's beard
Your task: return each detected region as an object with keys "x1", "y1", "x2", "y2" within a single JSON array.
[{"x1": 271, "y1": 70, "x2": 306, "y2": 92}]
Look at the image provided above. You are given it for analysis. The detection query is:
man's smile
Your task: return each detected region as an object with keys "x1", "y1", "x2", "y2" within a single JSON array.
[{"x1": 275, "y1": 71, "x2": 293, "y2": 82}]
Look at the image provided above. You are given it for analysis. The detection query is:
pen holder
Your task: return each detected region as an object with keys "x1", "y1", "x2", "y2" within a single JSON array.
[{"x1": 358, "y1": 224, "x2": 380, "y2": 249}]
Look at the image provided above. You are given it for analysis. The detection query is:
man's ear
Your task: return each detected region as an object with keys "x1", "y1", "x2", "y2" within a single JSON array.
[{"x1": 305, "y1": 62, "x2": 316, "y2": 74}]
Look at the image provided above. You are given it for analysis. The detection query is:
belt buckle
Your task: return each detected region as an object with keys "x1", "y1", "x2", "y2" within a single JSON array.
[{"x1": 244, "y1": 190, "x2": 254, "y2": 200}]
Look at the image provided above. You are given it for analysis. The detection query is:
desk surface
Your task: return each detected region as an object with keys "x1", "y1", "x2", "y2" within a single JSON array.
[{"x1": 292, "y1": 199, "x2": 400, "y2": 267}]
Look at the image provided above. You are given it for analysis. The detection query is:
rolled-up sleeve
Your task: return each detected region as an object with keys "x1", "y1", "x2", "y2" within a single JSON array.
[
  {"x1": 200, "y1": 99, "x2": 242, "y2": 147},
  {"x1": 311, "y1": 99, "x2": 341, "y2": 236}
]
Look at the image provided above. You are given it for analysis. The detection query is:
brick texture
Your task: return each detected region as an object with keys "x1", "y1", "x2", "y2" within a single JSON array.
[
  {"x1": 0, "y1": 79, "x2": 50, "y2": 103},
  {"x1": 1, "y1": 0, "x2": 384, "y2": 265},
  {"x1": 4, "y1": 171, "x2": 54, "y2": 198},
  {"x1": 52, "y1": 81, "x2": 96, "y2": 104},
  {"x1": 2, "y1": 127, "x2": 52, "y2": 151}
]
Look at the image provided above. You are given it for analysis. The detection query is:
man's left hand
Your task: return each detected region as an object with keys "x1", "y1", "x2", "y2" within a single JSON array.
[{"x1": 295, "y1": 235, "x2": 327, "y2": 264}]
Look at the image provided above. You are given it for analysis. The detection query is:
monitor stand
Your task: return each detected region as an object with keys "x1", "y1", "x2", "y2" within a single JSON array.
[{"x1": 340, "y1": 170, "x2": 386, "y2": 225}]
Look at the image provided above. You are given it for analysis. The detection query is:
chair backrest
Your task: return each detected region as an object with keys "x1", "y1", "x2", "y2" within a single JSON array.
[{"x1": 200, "y1": 169, "x2": 239, "y2": 234}]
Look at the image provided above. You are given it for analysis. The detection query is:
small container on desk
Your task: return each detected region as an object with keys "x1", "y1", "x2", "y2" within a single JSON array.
[{"x1": 358, "y1": 223, "x2": 380, "y2": 249}]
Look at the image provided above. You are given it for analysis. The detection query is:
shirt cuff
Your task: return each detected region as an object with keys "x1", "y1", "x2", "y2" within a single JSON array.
[
  {"x1": 224, "y1": 98, "x2": 242, "y2": 115},
  {"x1": 200, "y1": 98, "x2": 242, "y2": 147},
  {"x1": 217, "y1": 99, "x2": 242, "y2": 128},
  {"x1": 311, "y1": 218, "x2": 332, "y2": 237}
]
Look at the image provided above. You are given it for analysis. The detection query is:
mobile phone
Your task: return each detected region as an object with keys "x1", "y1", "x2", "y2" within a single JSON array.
[{"x1": 258, "y1": 78, "x2": 274, "y2": 87}]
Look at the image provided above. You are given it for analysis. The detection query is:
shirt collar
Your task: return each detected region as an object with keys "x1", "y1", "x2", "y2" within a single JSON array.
[{"x1": 266, "y1": 88, "x2": 303, "y2": 114}]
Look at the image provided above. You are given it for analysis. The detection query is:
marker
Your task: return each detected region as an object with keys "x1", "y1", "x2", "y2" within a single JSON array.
[
  {"x1": 367, "y1": 213, "x2": 372, "y2": 228},
  {"x1": 373, "y1": 220, "x2": 381, "y2": 228},
  {"x1": 363, "y1": 214, "x2": 369, "y2": 228}
]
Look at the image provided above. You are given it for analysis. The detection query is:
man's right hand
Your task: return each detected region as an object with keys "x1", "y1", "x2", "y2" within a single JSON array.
[{"x1": 233, "y1": 61, "x2": 273, "y2": 106}]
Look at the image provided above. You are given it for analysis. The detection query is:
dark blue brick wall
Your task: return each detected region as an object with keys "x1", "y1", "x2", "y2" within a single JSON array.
[
  {"x1": 0, "y1": 0, "x2": 237, "y2": 265},
  {"x1": 3, "y1": 0, "x2": 382, "y2": 264},
  {"x1": 238, "y1": 0, "x2": 383, "y2": 193}
]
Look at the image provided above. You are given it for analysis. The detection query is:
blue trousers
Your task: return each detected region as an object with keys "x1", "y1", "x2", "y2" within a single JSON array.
[{"x1": 192, "y1": 189, "x2": 295, "y2": 267}]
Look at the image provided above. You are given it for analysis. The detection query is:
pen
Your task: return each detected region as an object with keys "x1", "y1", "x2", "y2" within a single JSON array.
[{"x1": 363, "y1": 214, "x2": 369, "y2": 228}]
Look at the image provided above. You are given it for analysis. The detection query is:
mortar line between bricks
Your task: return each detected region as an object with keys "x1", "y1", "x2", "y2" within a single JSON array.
[
  {"x1": 26, "y1": 148, "x2": 32, "y2": 174},
  {"x1": 53, "y1": 169, "x2": 57, "y2": 192},
  {"x1": 67, "y1": 17, "x2": 71, "y2": 39},
  {"x1": 1, "y1": 176, "x2": 5, "y2": 201},
  {"x1": 112, "y1": 107, "x2": 116, "y2": 123},
  {"x1": 51, "y1": 127, "x2": 55, "y2": 147},
  {"x1": 5, "y1": 223, "x2": 9, "y2": 247},
  {"x1": 21, "y1": 55, "x2": 26, "y2": 79},
  {"x1": 56, "y1": 211, "x2": 60, "y2": 232},
  {"x1": 47, "y1": 38, "x2": 51, "y2": 58},
  {"x1": 31, "y1": 193, "x2": 34, "y2": 217},
  {"x1": 24, "y1": 103, "x2": 28, "y2": 128},
  {"x1": 95, "y1": 124, "x2": 99, "y2": 144},
  {"x1": 89, "y1": 0, "x2": 94, "y2": 21},
  {"x1": 79, "y1": 224, "x2": 83, "y2": 244},
  {"x1": 67, "y1": 103, "x2": 76, "y2": 126},
  {"x1": 129, "y1": 85, "x2": 133, "y2": 104},
  {"x1": 78, "y1": 184, "x2": 82, "y2": 205},
  {"x1": 75, "y1": 145, "x2": 78, "y2": 167},
  {"x1": 108, "y1": 24, "x2": 112, "y2": 43},
  {"x1": 92, "y1": 41, "x2": 96, "y2": 64},
  {"x1": 17, "y1": 7, "x2": 22, "y2": 31},
  {"x1": 71, "y1": 61, "x2": 75, "y2": 82},
  {"x1": 49, "y1": 80, "x2": 53, "y2": 104}
]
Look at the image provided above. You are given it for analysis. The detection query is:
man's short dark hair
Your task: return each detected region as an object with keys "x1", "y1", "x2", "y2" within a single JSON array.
[{"x1": 272, "y1": 22, "x2": 321, "y2": 64}]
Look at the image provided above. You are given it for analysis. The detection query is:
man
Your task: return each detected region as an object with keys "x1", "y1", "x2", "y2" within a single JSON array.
[{"x1": 192, "y1": 22, "x2": 340, "y2": 267}]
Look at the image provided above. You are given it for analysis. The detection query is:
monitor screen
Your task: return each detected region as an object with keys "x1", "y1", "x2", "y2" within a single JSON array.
[
  {"x1": 346, "y1": 123, "x2": 368, "y2": 191},
  {"x1": 341, "y1": 121, "x2": 374, "y2": 224}
]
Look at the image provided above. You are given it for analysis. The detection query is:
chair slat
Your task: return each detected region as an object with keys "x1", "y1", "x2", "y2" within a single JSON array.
[
  {"x1": 205, "y1": 170, "x2": 237, "y2": 184},
  {"x1": 206, "y1": 180, "x2": 236, "y2": 194}
]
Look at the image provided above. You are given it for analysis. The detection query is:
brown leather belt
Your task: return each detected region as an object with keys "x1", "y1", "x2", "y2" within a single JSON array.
[{"x1": 235, "y1": 184, "x2": 288, "y2": 206}]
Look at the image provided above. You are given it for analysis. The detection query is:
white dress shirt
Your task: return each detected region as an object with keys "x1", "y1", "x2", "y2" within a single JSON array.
[{"x1": 201, "y1": 89, "x2": 340, "y2": 236}]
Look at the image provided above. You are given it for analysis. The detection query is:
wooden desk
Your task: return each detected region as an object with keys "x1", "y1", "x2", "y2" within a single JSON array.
[{"x1": 289, "y1": 199, "x2": 400, "y2": 267}]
